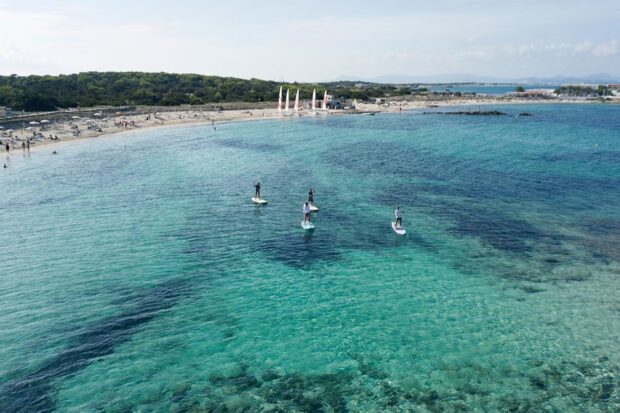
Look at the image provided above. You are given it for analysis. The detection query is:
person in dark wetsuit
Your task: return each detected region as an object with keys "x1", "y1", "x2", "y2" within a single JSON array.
[
  {"x1": 308, "y1": 188, "x2": 314, "y2": 204},
  {"x1": 254, "y1": 182, "x2": 261, "y2": 199}
]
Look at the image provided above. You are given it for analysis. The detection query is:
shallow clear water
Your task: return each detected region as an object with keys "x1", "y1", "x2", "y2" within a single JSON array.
[{"x1": 1, "y1": 104, "x2": 619, "y2": 412}]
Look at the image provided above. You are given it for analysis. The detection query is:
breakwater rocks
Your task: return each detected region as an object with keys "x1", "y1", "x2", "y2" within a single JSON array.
[{"x1": 423, "y1": 110, "x2": 534, "y2": 116}]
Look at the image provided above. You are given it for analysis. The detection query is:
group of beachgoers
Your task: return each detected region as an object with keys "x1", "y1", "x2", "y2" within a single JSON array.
[
  {"x1": 114, "y1": 120, "x2": 136, "y2": 128},
  {"x1": 253, "y1": 181, "x2": 404, "y2": 229},
  {"x1": 2, "y1": 138, "x2": 33, "y2": 168}
]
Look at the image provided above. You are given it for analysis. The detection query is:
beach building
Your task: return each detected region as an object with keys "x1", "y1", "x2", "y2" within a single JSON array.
[
  {"x1": 609, "y1": 84, "x2": 620, "y2": 96},
  {"x1": 0, "y1": 106, "x2": 11, "y2": 118},
  {"x1": 324, "y1": 94, "x2": 342, "y2": 109}
]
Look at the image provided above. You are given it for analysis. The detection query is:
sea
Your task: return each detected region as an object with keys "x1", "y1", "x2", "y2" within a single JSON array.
[
  {"x1": 1, "y1": 104, "x2": 619, "y2": 412},
  {"x1": 428, "y1": 84, "x2": 559, "y2": 95}
]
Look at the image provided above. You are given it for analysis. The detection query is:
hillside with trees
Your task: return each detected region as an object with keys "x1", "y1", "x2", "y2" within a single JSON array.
[{"x1": 0, "y1": 72, "x2": 404, "y2": 111}]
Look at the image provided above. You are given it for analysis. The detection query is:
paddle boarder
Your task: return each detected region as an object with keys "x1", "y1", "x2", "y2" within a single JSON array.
[
  {"x1": 308, "y1": 188, "x2": 314, "y2": 204},
  {"x1": 254, "y1": 181, "x2": 261, "y2": 199},
  {"x1": 303, "y1": 202, "x2": 312, "y2": 223},
  {"x1": 394, "y1": 206, "x2": 403, "y2": 228}
]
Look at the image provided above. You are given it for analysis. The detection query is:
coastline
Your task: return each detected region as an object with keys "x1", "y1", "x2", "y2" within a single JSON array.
[{"x1": 2, "y1": 97, "x2": 618, "y2": 153}]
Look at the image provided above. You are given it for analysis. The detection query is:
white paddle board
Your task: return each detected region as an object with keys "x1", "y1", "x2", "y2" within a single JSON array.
[
  {"x1": 301, "y1": 220, "x2": 315, "y2": 230},
  {"x1": 309, "y1": 203, "x2": 319, "y2": 212},
  {"x1": 391, "y1": 222, "x2": 406, "y2": 235},
  {"x1": 252, "y1": 197, "x2": 268, "y2": 205}
]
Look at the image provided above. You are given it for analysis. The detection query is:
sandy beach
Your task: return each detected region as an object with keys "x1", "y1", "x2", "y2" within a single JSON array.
[
  {"x1": 1, "y1": 96, "x2": 617, "y2": 152},
  {"x1": 1, "y1": 107, "x2": 287, "y2": 152}
]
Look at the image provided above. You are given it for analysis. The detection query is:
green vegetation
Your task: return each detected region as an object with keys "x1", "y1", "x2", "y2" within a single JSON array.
[
  {"x1": 0, "y1": 72, "x2": 405, "y2": 111},
  {"x1": 596, "y1": 85, "x2": 611, "y2": 96},
  {"x1": 554, "y1": 85, "x2": 611, "y2": 97},
  {"x1": 515, "y1": 86, "x2": 525, "y2": 92}
]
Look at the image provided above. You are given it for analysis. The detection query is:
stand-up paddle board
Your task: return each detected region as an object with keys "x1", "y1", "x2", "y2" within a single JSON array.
[
  {"x1": 301, "y1": 220, "x2": 315, "y2": 230},
  {"x1": 251, "y1": 197, "x2": 268, "y2": 205},
  {"x1": 391, "y1": 222, "x2": 406, "y2": 235},
  {"x1": 309, "y1": 204, "x2": 319, "y2": 212}
]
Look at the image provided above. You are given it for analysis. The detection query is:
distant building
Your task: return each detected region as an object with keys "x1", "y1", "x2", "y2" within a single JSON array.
[
  {"x1": 514, "y1": 89, "x2": 556, "y2": 98},
  {"x1": 0, "y1": 106, "x2": 10, "y2": 118},
  {"x1": 609, "y1": 84, "x2": 620, "y2": 96}
]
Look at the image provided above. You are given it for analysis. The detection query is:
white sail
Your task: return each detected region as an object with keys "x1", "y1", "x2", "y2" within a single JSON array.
[
  {"x1": 285, "y1": 89, "x2": 290, "y2": 112},
  {"x1": 323, "y1": 90, "x2": 328, "y2": 110},
  {"x1": 312, "y1": 89, "x2": 316, "y2": 112},
  {"x1": 278, "y1": 86, "x2": 282, "y2": 112},
  {"x1": 294, "y1": 89, "x2": 300, "y2": 112}
]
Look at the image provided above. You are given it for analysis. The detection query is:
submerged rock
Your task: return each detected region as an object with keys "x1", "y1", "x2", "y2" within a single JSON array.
[{"x1": 423, "y1": 110, "x2": 507, "y2": 116}]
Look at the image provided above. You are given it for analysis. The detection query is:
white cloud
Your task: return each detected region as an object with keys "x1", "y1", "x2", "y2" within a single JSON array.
[
  {"x1": 573, "y1": 41, "x2": 592, "y2": 54},
  {"x1": 497, "y1": 40, "x2": 618, "y2": 59},
  {"x1": 592, "y1": 40, "x2": 618, "y2": 57}
]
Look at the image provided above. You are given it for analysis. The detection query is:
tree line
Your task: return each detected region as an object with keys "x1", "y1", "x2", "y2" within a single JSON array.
[{"x1": 0, "y1": 72, "x2": 405, "y2": 111}]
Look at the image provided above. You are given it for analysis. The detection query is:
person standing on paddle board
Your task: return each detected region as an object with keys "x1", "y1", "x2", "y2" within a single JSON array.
[
  {"x1": 395, "y1": 206, "x2": 403, "y2": 228},
  {"x1": 303, "y1": 202, "x2": 312, "y2": 222},
  {"x1": 254, "y1": 181, "x2": 261, "y2": 199},
  {"x1": 308, "y1": 188, "x2": 314, "y2": 204}
]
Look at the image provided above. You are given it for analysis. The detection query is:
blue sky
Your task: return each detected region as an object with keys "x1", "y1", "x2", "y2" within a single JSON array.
[{"x1": 0, "y1": 0, "x2": 618, "y2": 81}]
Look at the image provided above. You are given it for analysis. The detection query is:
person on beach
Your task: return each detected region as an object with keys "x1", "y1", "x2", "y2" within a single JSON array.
[
  {"x1": 308, "y1": 188, "x2": 314, "y2": 204},
  {"x1": 254, "y1": 181, "x2": 261, "y2": 199},
  {"x1": 3, "y1": 163, "x2": 6, "y2": 168},
  {"x1": 21, "y1": 142, "x2": 25, "y2": 151},
  {"x1": 5, "y1": 141, "x2": 9, "y2": 153},
  {"x1": 303, "y1": 202, "x2": 312, "y2": 223},
  {"x1": 394, "y1": 206, "x2": 403, "y2": 228},
  {"x1": 26, "y1": 139, "x2": 30, "y2": 152}
]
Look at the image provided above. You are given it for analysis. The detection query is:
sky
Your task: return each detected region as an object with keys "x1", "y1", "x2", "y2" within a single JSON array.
[{"x1": 0, "y1": 0, "x2": 619, "y2": 82}]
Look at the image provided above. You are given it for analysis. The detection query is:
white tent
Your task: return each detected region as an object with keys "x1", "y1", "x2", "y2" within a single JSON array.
[
  {"x1": 40, "y1": 120, "x2": 51, "y2": 124},
  {"x1": 29, "y1": 121, "x2": 40, "y2": 125}
]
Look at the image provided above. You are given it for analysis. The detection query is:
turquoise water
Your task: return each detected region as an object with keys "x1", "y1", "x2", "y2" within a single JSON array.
[
  {"x1": 429, "y1": 84, "x2": 559, "y2": 95},
  {"x1": 1, "y1": 104, "x2": 619, "y2": 412}
]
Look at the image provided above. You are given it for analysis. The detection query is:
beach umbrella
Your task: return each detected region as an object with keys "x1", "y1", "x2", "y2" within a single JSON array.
[
  {"x1": 25, "y1": 127, "x2": 34, "y2": 131},
  {"x1": 71, "y1": 116, "x2": 81, "y2": 119},
  {"x1": 29, "y1": 121, "x2": 40, "y2": 125},
  {"x1": 40, "y1": 120, "x2": 50, "y2": 124}
]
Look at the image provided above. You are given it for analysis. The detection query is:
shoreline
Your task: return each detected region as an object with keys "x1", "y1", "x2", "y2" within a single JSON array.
[{"x1": 2, "y1": 98, "x2": 618, "y2": 153}]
